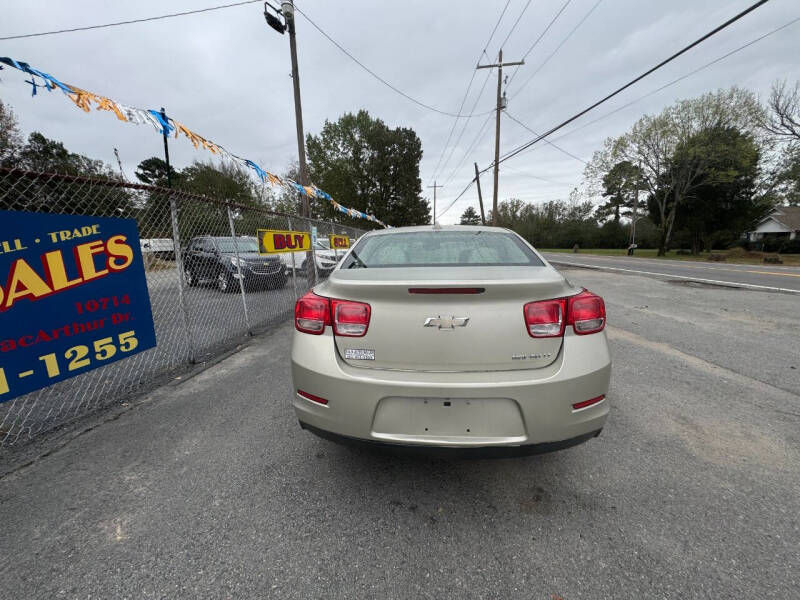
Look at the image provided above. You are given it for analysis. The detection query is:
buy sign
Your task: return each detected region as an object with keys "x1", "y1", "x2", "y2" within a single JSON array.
[
  {"x1": 329, "y1": 234, "x2": 350, "y2": 249},
  {"x1": 257, "y1": 229, "x2": 311, "y2": 254}
]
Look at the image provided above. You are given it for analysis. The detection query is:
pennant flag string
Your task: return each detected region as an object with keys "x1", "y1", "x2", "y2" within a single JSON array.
[{"x1": 0, "y1": 56, "x2": 388, "y2": 228}]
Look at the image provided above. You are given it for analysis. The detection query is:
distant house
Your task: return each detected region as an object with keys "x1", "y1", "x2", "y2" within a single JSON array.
[{"x1": 747, "y1": 206, "x2": 800, "y2": 242}]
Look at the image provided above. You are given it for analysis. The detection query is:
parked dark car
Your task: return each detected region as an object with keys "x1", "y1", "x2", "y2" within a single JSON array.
[{"x1": 183, "y1": 236, "x2": 286, "y2": 292}]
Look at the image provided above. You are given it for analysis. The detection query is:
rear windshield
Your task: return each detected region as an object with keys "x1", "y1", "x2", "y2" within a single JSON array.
[{"x1": 340, "y1": 230, "x2": 544, "y2": 268}]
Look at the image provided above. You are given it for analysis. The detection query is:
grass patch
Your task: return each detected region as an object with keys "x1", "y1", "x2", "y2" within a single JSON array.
[{"x1": 538, "y1": 247, "x2": 800, "y2": 266}]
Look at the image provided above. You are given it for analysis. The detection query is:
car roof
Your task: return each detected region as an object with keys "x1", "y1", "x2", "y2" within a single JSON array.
[{"x1": 360, "y1": 224, "x2": 513, "y2": 238}]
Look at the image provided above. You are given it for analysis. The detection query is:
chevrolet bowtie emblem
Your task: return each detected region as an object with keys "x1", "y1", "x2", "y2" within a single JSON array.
[{"x1": 423, "y1": 316, "x2": 470, "y2": 330}]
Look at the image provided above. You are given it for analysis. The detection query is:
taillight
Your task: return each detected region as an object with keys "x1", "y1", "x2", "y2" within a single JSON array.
[
  {"x1": 294, "y1": 292, "x2": 371, "y2": 336},
  {"x1": 331, "y1": 299, "x2": 371, "y2": 337},
  {"x1": 572, "y1": 395, "x2": 605, "y2": 410},
  {"x1": 297, "y1": 389, "x2": 329, "y2": 405},
  {"x1": 295, "y1": 292, "x2": 330, "y2": 334},
  {"x1": 524, "y1": 299, "x2": 566, "y2": 338},
  {"x1": 523, "y1": 289, "x2": 605, "y2": 337},
  {"x1": 567, "y1": 290, "x2": 605, "y2": 335}
]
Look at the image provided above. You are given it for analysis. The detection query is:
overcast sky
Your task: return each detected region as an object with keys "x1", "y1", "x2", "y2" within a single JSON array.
[{"x1": 1, "y1": 0, "x2": 798, "y2": 224}]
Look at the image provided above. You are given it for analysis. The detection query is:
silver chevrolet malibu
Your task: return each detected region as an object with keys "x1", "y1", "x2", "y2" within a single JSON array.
[{"x1": 290, "y1": 225, "x2": 610, "y2": 457}]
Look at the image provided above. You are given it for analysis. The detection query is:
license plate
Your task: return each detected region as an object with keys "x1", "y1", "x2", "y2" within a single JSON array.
[{"x1": 372, "y1": 397, "x2": 525, "y2": 438}]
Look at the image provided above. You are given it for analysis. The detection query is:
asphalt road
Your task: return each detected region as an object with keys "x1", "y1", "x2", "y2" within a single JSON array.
[
  {"x1": 541, "y1": 252, "x2": 800, "y2": 293},
  {"x1": 1, "y1": 268, "x2": 798, "y2": 599}
]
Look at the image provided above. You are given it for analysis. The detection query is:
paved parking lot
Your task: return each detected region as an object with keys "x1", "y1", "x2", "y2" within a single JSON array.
[{"x1": 1, "y1": 268, "x2": 798, "y2": 599}]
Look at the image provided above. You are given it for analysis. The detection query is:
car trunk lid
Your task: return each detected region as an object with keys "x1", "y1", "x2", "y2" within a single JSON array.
[{"x1": 321, "y1": 266, "x2": 576, "y2": 372}]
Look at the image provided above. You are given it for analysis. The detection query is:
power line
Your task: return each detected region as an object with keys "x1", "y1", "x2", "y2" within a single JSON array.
[
  {"x1": 437, "y1": 70, "x2": 495, "y2": 185},
  {"x1": 483, "y1": 0, "x2": 514, "y2": 55},
  {"x1": 437, "y1": 115, "x2": 499, "y2": 218},
  {"x1": 443, "y1": 111, "x2": 495, "y2": 187},
  {"x1": 509, "y1": 0, "x2": 604, "y2": 100},
  {"x1": 439, "y1": 0, "x2": 778, "y2": 219},
  {"x1": 497, "y1": 0, "x2": 773, "y2": 166},
  {"x1": 427, "y1": 69, "x2": 481, "y2": 184},
  {"x1": 436, "y1": 139, "x2": 567, "y2": 219},
  {"x1": 499, "y1": 0, "x2": 536, "y2": 51},
  {"x1": 293, "y1": 4, "x2": 493, "y2": 118},
  {"x1": 0, "y1": 0, "x2": 261, "y2": 41},
  {"x1": 428, "y1": 0, "x2": 512, "y2": 185},
  {"x1": 436, "y1": 175, "x2": 480, "y2": 220},
  {"x1": 509, "y1": 13, "x2": 800, "y2": 162},
  {"x1": 504, "y1": 112, "x2": 587, "y2": 164},
  {"x1": 505, "y1": 0, "x2": 573, "y2": 90},
  {"x1": 500, "y1": 164, "x2": 570, "y2": 185},
  {"x1": 434, "y1": 0, "x2": 539, "y2": 186}
]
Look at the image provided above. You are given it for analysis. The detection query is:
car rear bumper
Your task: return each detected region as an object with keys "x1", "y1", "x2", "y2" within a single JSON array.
[
  {"x1": 299, "y1": 422, "x2": 603, "y2": 457},
  {"x1": 291, "y1": 330, "x2": 611, "y2": 450}
]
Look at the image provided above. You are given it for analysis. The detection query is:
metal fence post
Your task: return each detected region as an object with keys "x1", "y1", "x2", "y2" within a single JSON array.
[
  {"x1": 227, "y1": 204, "x2": 252, "y2": 335},
  {"x1": 287, "y1": 216, "x2": 298, "y2": 302},
  {"x1": 309, "y1": 219, "x2": 320, "y2": 285},
  {"x1": 169, "y1": 195, "x2": 197, "y2": 363}
]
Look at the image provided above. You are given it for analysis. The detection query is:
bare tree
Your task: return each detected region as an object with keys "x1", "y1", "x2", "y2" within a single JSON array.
[{"x1": 764, "y1": 80, "x2": 800, "y2": 142}]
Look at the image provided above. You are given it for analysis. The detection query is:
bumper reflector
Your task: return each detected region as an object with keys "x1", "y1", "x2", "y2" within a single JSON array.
[
  {"x1": 572, "y1": 395, "x2": 605, "y2": 410},
  {"x1": 297, "y1": 390, "x2": 328, "y2": 405}
]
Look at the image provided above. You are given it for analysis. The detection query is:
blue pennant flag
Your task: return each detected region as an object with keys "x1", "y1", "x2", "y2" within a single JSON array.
[
  {"x1": 147, "y1": 110, "x2": 175, "y2": 136},
  {"x1": 244, "y1": 160, "x2": 267, "y2": 182}
]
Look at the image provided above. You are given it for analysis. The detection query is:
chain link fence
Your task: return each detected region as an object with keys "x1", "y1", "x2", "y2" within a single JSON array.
[{"x1": 0, "y1": 167, "x2": 366, "y2": 447}]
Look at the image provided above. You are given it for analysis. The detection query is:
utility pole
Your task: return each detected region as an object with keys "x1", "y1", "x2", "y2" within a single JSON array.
[
  {"x1": 474, "y1": 162, "x2": 486, "y2": 225},
  {"x1": 427, "y1": 181, "x2": 443, "y2": 224},
  {"x1": 160, "y1": 108, "x2": 172, "y2": 189},
  {"x1": 281, "y1": 1, "x2": 309, "y2": 217},
  {"x1": 630, "y1": 160, "x2": 641, "y2": 251},
  {"x1": 477, "y1": 50, "x2": 524, "y2": 226}
]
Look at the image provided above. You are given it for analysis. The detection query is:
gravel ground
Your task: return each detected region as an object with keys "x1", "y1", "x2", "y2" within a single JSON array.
[{"x1": 0, "y1": 268, "x2": 798, "y2": 599}]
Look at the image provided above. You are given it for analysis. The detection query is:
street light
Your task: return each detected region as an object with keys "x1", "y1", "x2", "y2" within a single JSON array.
[{"x1": 263, "y1": 2, "x2": 286, "y2": 33}]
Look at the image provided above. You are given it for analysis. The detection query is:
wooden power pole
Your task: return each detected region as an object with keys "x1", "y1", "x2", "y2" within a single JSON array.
[
  {"x1": 282, "y1": 1, "x2": 310, "y2": 217},
  {"x1": 477, "y1": 50, "x2": 524, "y2": 226},
  {"x1": 474, "y1": 162, "x2": 486, "y2": 225},
  {"x1": 427, "y1": 181, "x2": 443, "y2": 224}
]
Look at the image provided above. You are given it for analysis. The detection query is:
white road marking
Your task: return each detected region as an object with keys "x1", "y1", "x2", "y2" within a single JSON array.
[
  {"x1": 543, "y1": 253, "x2": 800, "y2": 274},
  {"x1": 548, "y1": 259, "x2": 800, "y2": 294}
]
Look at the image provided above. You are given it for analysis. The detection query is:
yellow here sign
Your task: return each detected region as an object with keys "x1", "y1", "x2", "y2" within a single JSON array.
[{"x1": 257, "y1": 229, "x2": 311, "y2": 254}]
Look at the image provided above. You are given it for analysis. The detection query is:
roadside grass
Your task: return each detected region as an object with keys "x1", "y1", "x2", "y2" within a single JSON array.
[{"x1": 538, "y1": 247, "x2": 800, "y2": 266}]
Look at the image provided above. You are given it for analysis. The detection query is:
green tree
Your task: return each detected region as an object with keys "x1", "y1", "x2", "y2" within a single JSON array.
[
  {"x1": 134, "y1": 157, "x2": 181, "y2": 187},
  {"x1": 0, "y1": 99, "x2": 22, "y2": 168},
  {"x1": 180, "y1": 160, "x2": 258, "y2": 205},
  {"x1": 489, "y1": 198, "x2": 525, "y2": 228},
  {"x1": 674, "y1": 126, "x2": 767, "y2": 253},
  {"x1": 178, "y1": 160, "x2": 263, "y2": 239},
  {"x1": 2, "y1": 132, "x2": 132, "y2": 215},
  {"x1": 459, "y1": 206, "x2": 482, "y2": 225},
  {"x1": 596, "y1": 161, "x2": 641, "y2": 223},
  {"x1": 306, "y1": 110, "x2": 429, "y2": 227}
]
